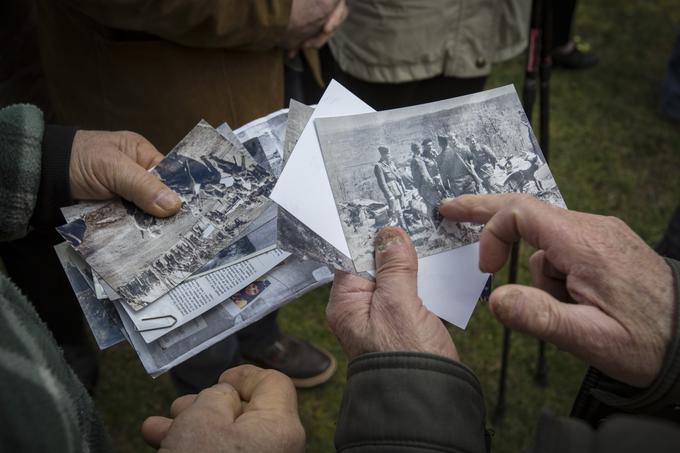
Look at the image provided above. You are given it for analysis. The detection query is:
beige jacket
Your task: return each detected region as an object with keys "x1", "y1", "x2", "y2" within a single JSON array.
[{"x1": 329, "y1": 0, "x2": 531, "y2": 83}]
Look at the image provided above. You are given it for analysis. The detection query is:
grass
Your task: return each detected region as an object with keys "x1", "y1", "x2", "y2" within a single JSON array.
[{"x1": 94, "y1": 1, "x2": 680, "y2": 451}]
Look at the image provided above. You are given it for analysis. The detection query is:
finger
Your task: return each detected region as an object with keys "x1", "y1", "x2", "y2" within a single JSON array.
[
  {"x1": 323, "y1": 1, "x2": 348, "y2": 34},
  {"x1": 170, "y1": 394, "x2": 198, "y2": 418},
  {"x1": 489, "y1": 284, "x2": 625, "y2": 365},
  {"x1": 374, "y1": 227, "x2": 419, "y2": 303},
  {"x1": 108, "y1": 153, "x2": 181, "y2": 217},
  {"x1": 219, "y1": 365, "x2": 298, "y2": 415},
  {"x1": 183, "y1": 382, "x2": 243, "y2": 424},
  {"x1": 439, "y1": 194, "x2": 568, "y2": 272},
  {"x1": 141, "y1": 416, "x2": 172, "y2": 448},
  {"x1": 327, "y1": 271, "x2": 375, "y2": 336},
  {"x1": 530, "y1": 249, "x2": 565, "y2": 281},
  {"x1": 439, "y1": 193, "x2": 559, "y2": 230},
  {"x1": 117, "y1": 131, "x2": 165, "y2": 169},
  {"x1": 528, "y1": 250, "x2": 570, "y2": 302},
  {"x1": 302, "y1": 32, "x2": 332, "y2": 49}
]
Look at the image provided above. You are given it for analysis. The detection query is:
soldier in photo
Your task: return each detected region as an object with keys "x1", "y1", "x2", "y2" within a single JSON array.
[
  {"x1": 437, "y1": 134, "x2": 478, "y2": 196},
  {"x1": 374, "y1": 146, "x2": 407, "y2": 229},
  {"x1": 410, "y1": 141, "x2": 446, "y2": 218}
]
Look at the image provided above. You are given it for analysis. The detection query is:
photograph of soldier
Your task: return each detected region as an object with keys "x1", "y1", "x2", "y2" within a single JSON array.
[
  {"x1": 410, "y1": 141, "x2": 446, "y2": 218},
  {"x1": 374, "y1": 146, "x2": 408, "y2": 229},
  {"x1": 437, "y1": 134, "x2": 478, "y2": 196},
  {"x1": 315, "y1": 85, "x2": 565, "y2": 273}
]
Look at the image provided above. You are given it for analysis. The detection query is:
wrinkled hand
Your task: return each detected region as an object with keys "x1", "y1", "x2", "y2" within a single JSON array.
[
  {"x1": 141, "y1": 365, "x2": 305, "y2": 453},
  {"x1": 69, "y1": 130, "x2": 181, "y2": 217},
  {"x1": 440, "y1": 194, "x2": 675, "y2": 387},
  {"x1": 285, "y1": 0, "x2": 347, "y2": 56},
  {"x1": 327, "y1": 227, "x2": 459, "y2": 361}
]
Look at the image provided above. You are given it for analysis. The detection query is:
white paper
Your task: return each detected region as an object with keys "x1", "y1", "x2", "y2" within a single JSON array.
[
  {"x1": 271, "y1": 80, "x2": 488, "y2": 328},
  {"x1": 270, "y1": 81, "x2": 373, "y2": 258}
]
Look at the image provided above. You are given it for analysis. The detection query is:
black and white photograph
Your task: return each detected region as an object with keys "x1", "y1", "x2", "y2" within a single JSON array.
[
  {"x1": 234, "y1": 109, "x2": 288, "y2": 177},
  {"x1": 315, "y1": 85, "x2": 565, "y2": 273},
  {"x1": 191, "y1": 214, "x2": 278, "y2": 278},
  {"x1": 54, "y1": 243, "x2": 125, "y2": 350},
  {"x1": 58, "y1": 120, "x2": 276, "y2": 310},
  {"x1": 273, "y1": 100, "x2": 356, "y2": 273},
  {"x1": 277, "y1": 208, "x2": 354, "y2": 272},
  {"x1": 284, "y1": 100, "x2": 315, "y2": 161}
]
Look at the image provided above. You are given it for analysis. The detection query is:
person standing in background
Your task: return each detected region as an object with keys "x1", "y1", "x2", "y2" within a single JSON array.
[{"x1": 322, "y1": 0, "x2": 531, "y2": 110}]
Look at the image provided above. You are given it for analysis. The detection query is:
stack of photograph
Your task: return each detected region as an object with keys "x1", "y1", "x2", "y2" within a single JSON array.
[
  {"x1": 56, "y1": 81, "x2": 566, "y2": 377},
  {"x1": 55, "y1": 107, "x2": 334, "y2": 378}
]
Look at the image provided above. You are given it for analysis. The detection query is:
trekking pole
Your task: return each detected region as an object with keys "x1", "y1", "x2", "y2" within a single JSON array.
[
  {"x1": 534, "y1": 0, "x2": 553, "y2": 388},
  {"x1": 493, "y1": 0, "x2": 544, "y2": 423}
]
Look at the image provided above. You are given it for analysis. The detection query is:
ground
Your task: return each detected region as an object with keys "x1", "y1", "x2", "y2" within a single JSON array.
[{"x1": 94, "y1": 1, "x2": 680, "y2": 451}]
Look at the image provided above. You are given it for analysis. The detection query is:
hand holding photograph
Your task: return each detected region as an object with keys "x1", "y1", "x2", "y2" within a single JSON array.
[{"x1": 58, "y1": 120, "x2": 276, "y2": 310}]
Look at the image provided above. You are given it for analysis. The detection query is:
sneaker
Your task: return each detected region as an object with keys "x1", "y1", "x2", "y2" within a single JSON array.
[
  {"x1": 553, "y1": 40, "x2": 599, "y2": 70},
  {"x1": 242, "y1": 334, "x2": 337, "y2": 388}
]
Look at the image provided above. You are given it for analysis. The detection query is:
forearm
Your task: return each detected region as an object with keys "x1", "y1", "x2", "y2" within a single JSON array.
[
  {"x1": 62, "y1": 0, "x2": 292, "y2": 50},
  {"x1": 335, "y1": 352, "x2": 489, "y2": 452}
]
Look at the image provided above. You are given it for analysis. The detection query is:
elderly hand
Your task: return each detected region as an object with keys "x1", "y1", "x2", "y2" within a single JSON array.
[
  {"x1": 440, "y1": 194, "x2": 675, "y2": 387},
  {"x1": 326, "y1": 227, "x2": 459, "y2": 361},
  {"x1": 69, "y1": 130, "x2": 181, "y2": 217},
  {"x1": 285, "y1": 0, "x2": 347, "y2": 56},
  {"x1": 141, "y1": 365, "x2": 305, "y2": 453}
]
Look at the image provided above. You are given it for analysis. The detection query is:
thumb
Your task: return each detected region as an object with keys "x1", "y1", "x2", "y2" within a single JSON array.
[
  {"x1": 112, "y1": 154, "x2": 181, "y2": 217},
  {"x1": 374, "y1": 227, "x2": 419, "y2": 302},
  {"x1": 489, "y1": 284, "x2": 619, "y2": 358}
]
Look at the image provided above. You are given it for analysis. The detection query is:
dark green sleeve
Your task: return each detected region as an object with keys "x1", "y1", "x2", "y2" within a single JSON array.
[
  {"x1": 0, "y1": 104, "x2": 43, "y2": 241},
  {"x1": 528, "y1": 414, "x2": 680, "y2": 453},
  {"x1": 335, "y1": 352, "x2": 490, "y2": 453}
]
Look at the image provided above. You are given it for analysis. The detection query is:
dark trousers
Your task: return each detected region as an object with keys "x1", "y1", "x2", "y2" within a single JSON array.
[
  {"x1": 552, "y1": 0, "x2": 578, "y2": 49},
  {"x1": 319, "y1": 46, "x2": 487, "y2": 111}
]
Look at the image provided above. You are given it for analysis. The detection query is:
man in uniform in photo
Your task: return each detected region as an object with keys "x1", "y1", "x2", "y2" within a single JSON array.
[
  {"x1": 374, "y1": 146, "x2": 407, "y2": 229},
  {"x1": 410, "y1": 141, "x2": 446, "y2": 218},
  {"x1": 437, "y1": 134, "x2": 478, "y2": 196}
]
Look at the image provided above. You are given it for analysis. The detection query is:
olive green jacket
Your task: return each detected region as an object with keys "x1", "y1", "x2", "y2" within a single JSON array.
[
  {"x1": 329, "y1": 0, "x2": 531, "y2": 83},
  {"x1": 0, "y1": 104, "x2": 109, "y2": 452}
]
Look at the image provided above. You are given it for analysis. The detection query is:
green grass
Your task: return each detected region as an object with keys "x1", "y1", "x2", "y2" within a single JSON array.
[{"x1": 95, "y1": 1, "x2": 680, "y2": 451}]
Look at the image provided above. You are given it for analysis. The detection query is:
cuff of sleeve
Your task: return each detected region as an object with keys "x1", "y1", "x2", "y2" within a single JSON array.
[
  {"x1": 591, "y1": 258, "x2": 680, "y2": 415},
  {"x1": 30, "y1": 125, "x2": 76, "y2": 229},
  {"x1": 335, "y1": 352, "x2": 489, "y2": 453}
]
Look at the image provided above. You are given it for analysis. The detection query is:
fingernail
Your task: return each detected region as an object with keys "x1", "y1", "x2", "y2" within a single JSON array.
[
  {"x1": 375, "y1": 227, "x2": 403, "y2": 253},
  {"x1": 440, "y1": 197, "x2": 455, "y2": 205},
  {"x1": 155, "y1": 190, "x2": 180, "y2": 211}
]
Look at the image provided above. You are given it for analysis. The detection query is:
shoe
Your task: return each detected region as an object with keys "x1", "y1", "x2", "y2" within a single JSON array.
[
  {"x1": 242, "y1": 334, "x2": 337, "y2": 388},
  {"x1": 552, "y1": 41, "x2": 599, "y2": 70}
]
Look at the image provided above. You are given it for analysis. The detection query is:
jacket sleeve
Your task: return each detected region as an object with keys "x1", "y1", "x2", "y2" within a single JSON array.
[
  {"x1": 0, "y1": 104, "x2": 76, "y2": 241},
  {"x1": 335, "y1": 352, "x2": 490, "y2": 453},
  {"x1": 527, "y1": 413, "x2": 680, "y2": 453},
  {"x1": 62, "y1": 0, "x2": 292, "y2": 50},
  {"x1": 0, "y1": 105, "x2": 43, "y2": 241}
]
